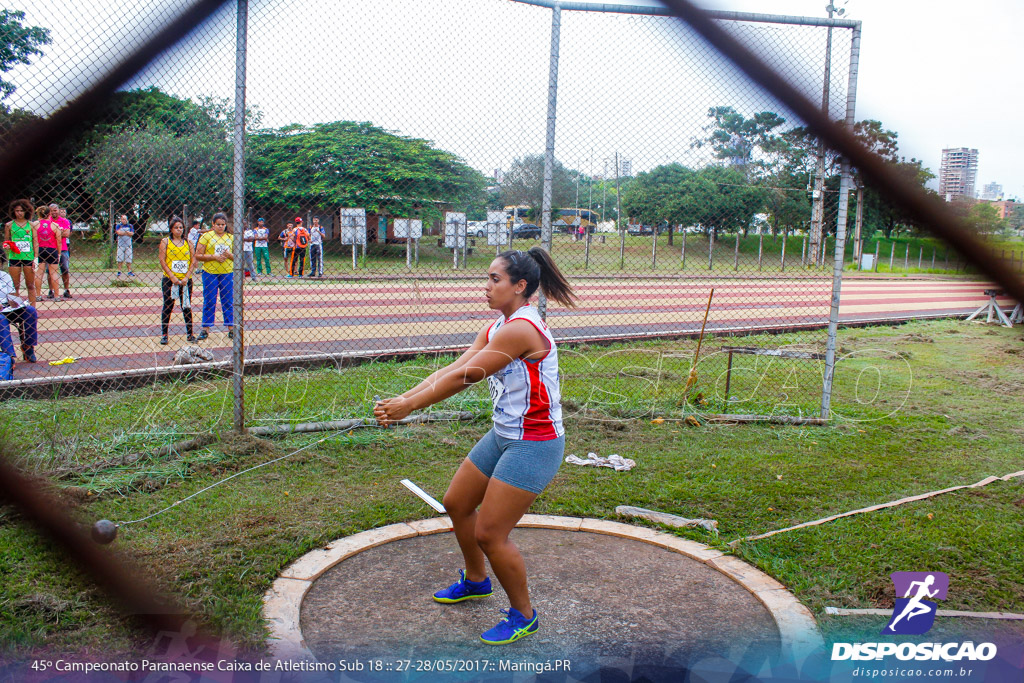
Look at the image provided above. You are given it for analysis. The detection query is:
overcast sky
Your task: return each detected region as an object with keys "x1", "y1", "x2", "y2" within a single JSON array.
[
  {"x1": 694, "y1": 0, "x2": 1024, "y2": 198},
  {"x1": 7, "y1": 0, "x2": 1023, "y2": 199}
]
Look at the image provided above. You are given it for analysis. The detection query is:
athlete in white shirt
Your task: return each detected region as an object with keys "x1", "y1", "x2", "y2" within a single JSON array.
[{"x1": 375, "y1": 246, "x2": 577, "y2": 645}]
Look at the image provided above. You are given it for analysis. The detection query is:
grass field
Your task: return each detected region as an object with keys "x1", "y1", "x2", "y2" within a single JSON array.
[{"x1": 1, "y1": 318, "x2": 1022, "y2": 660}]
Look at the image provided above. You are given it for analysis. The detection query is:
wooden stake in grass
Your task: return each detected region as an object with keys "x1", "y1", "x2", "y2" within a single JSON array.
[{"x1": 684, "y1": 288, "x2": 714, "y2": 400}]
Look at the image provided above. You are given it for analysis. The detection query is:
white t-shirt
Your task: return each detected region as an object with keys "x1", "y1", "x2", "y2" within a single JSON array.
[
  {"x1": 309, "y1": 226, "x2": 324, "y2": 246},
  {"x1": 243, "y1": 229, "x2": 254, "y2": 252},
  {"x1": 0, "y1": 271, "x2": 15, "y2": 299},
  {"x1": 187, "y1": 227, "x2": 202, "y2": 248},
  {"x1": 254, "y1": 227, "x2": 269, "y2": 248},
  {"x1": 485, "y1": 305, "x2": 564, "y2": 441}
]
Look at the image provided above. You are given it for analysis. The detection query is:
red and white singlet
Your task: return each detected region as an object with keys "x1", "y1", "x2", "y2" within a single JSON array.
[{"x1": 486, "y1": 305, "x2": 564, "y2": 441}]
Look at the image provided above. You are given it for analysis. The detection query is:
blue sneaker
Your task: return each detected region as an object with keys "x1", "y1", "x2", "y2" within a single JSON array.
[
  {"x1": 433, "y1": 569, "x2": 492, "y2": 604},
  {"x1": 480, "y1": 607, "x2": 538, "y2": 645}
]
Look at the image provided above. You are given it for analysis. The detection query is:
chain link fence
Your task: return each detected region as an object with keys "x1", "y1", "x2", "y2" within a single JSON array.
[
  {"x1": 5, "y1": 0, "x2": 1024, "y2": 668},
  {"x1": 0, "y1": 0, "x2": 863, "y2": 422}
]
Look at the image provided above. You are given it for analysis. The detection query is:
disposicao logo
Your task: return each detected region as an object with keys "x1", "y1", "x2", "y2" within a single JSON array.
[
  {"x1": 883, "y1": 571, "x2": 948, "y2": 635},
  {"x1": 831, "y1": 571, "x2": 998, "y2": 663}
]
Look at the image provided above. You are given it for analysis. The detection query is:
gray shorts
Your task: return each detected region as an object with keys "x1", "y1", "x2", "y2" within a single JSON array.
[
  {"x1": 467, "y1": 428, "x2": 564, "y2": 494},
  {"x1": 59, "y1": 250, "x2": 70, "y2": 275},
  {"x1": 116, "y1": 243, "x2": 132, "y2": 263}
]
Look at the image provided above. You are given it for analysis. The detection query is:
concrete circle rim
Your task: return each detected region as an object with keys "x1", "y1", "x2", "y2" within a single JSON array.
[{"x1": 262, "y1": 514, "x2": 823, "y2": 662}]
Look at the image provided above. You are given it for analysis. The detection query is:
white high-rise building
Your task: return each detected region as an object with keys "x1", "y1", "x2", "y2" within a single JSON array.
[
  {"x1": 981, "y1": 182, "x2": 1003, "y2": 200},
  {"x1": 603, "y1": 157, "x2": 632, "y2": 178},
  {"x1": 939, "y1": 148, "x2": 979, "y2": 201}
]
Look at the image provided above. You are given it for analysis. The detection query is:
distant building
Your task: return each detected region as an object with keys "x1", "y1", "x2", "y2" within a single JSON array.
[
  {"x1": 939, "y1": 147, "x2": 979, "y2": 201},
  {"x1": 985, "y1": 200, "x2": 1020, "y2": 220},
  {"x1": 493, "y1": 168, "x2": 504, "y2": 184},
  {"x1": 603, "y1": 157, "x2": 632, "y2": 178},
  {"x1": 981, "y1": 182, "x2": 1003, "y2": 201}
]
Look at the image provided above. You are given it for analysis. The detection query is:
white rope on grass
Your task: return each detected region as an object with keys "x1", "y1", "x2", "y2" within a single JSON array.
[
  {"x1": 116, "y1": 411, "x2": 474, "y2": 528},
  {"x1": 825, "y1": 607, "x2": 1024, "y2": 620},
  {"x1": 730, "y1": 468, "x2": 1024, "y2": 547},
  {"x1": 118, "y1": 431, "x2": 340, "y2": 527}
]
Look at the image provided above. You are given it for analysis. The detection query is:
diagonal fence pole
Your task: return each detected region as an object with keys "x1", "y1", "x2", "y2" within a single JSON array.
[
  {"x1": 0, "y1": 0, "x2": 229, "y2": 190},
  {"x1": 0, "y1": 455, "x2": 214, "y2": 641},
  {"x1": 656, "y1": 0, "x2": 1024, "y2": 305}
]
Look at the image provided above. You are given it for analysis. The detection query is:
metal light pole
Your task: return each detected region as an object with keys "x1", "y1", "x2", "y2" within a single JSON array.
[{"x1": 538, "y1": 1, "x2": 561, "y2": 320}]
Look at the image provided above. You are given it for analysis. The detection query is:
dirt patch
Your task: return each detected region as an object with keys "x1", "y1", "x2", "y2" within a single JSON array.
[
  {"x1": 948, "y1": 369, "x2": 1024, "y2": 398},
  {"x1": 13, "y1": 593, "x2": 72, "y2": 619},
  {"x1": 217, "y1": 433, "x2": 279, "y2": 459},
  {"x1": 893, "y1": 333, "x2": 934, "y2": 344},
  {"x1": 866, "y1": 579, "x2": 895, "y2": 609},
  {"x1": 946, "y1": 425, "x2": 988, "y2": 441}
]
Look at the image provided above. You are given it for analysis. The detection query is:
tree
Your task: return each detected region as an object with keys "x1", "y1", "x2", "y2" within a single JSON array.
[
  {"x1": 621, "y1": 163, "x2": 765, "y2": 238},
  {"x1": 1008, "y1": 204, "x2": 1024, "y2": 233},
  {"x1": 84, "y1": 126, "x2": 232, "y2": 235},
  {"x1": 13, "y1": 88, "x2": 233, "y2": 221},
  {"x1": 0, "y1": 10, "x2": 50, "y2": 99},
  {"x1": 692, "y1": 106, "x2": 789, "y2": 179},
  {"x1": 966, "y1": 202, "x2": 1004, "y2": 235},
  {"x1": 246, "y1": 121, "x2": 487, "y2": 219},
  {"x1": 498, "y1": 154, "x2": 576, "y2": 217}
]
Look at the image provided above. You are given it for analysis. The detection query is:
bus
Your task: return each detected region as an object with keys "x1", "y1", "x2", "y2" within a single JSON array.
[
  {"x1": 503, "y1": 205, "x2": 531, "y2": 228},
  {"x1": 501, "y1": 206, "x2": 599, "y2": 234},
  {"x1": 553, "y1": 208, "x2": 599, "y2": 234}
]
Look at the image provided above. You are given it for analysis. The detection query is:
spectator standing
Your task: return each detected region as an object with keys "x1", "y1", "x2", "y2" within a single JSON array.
[
  {"x1": 33, "y1": 209, "x2": 62, "y2": 302},
  {"x1": 253, "y1": 218, "x2": 271, "y2": 277},
  {"x1": 187, "y1": 219, "x2": 204, "y2": 249},
  {"x1": 0, "y1": 267, "x2": 38, "y2": 365},
  {"x1": 279, "y1": 221, "x2": 294, "y2": 277},
  {"x1": 56, "y1": 206, "x2": 72, "y2": 299},
  {"x1": 308, "y1": 217, "x2": 325, "y2": 277},
  {"x1": 289, "y1": 217, "x2": 308, "y2": 278},
  {"x1": 114, "y1": 214, "x2": 135, "y2": 278},
  {"x1": 5, "y1": 199, "x2": 37, "y2": 306},
  {"x1": 157, "y1": 217, "x2": 196, "y2": 345},
  {"x1": 242, "y1": 222, "x2": 257, "y2": 283},
  {"x1": 195, "y1": 213, "x2": 234, "y2": 340}
]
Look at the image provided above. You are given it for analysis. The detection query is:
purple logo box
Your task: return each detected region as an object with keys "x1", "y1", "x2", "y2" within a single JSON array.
[{"x1": 891, "y1": 572, "x2": 949, "y2": 600}]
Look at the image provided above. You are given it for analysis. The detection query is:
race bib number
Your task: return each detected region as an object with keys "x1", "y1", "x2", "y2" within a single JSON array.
[
  {"x1": 171, "y1": 259, "x2": 189, "y2": 274},
  {"x1": 487, "y1": 375, "x2": 506, "y2": 410},
  {"x1": 214, "y1": 244, "x2": 230, "y2": 256},
  {"x1": 14, "y1": 241, "x2": 30, "y2": 254}
]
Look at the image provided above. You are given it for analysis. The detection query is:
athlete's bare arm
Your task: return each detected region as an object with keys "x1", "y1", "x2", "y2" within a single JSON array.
[{"x1": 375, "y1": 320, "x2": 546, "y2": 425}]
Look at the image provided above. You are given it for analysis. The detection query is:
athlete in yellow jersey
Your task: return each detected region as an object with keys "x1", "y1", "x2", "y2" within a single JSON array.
[
  {"x1": 195, "y1": 212, "x2": 234, "y2": 341},
  {"x1": 158, "y1": 217, "x2": 197, "y2": 345}
]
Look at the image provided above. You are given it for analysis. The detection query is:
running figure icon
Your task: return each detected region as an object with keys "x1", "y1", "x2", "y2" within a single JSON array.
[
  {"x1": 887, "y1": 574, "x2": 939, "y2": 632},
  {"x1": 883, "y1": 571, "x2": 948, "y2": 635}
]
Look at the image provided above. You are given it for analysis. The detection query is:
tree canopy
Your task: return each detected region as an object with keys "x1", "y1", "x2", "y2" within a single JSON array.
[
  {"x1": 622, "y1": 163, "x2": 765, "y2": 237},
  {"x1": 0, "y1": 9, "x2": 50, "y2": 99},
  {"x1": 497, "y1": 154, "x2": 577, "y2": 218},
  {"x1": 246, "y1": 121, "x2": 486, "y2": 219}
]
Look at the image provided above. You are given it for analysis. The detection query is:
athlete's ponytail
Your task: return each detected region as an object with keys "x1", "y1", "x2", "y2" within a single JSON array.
[{"x1": 498, "y1": 247, "x2": 577, "y2": 308}]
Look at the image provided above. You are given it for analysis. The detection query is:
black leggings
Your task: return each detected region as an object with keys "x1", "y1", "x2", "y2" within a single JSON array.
[{"x1": 161, "y1": 276, "x2": 194, "y2": 336}]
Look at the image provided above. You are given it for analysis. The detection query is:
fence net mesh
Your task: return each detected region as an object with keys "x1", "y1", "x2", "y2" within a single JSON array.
[{"x1": 0, "y1": 0, "x2": 871, "y2": 421}]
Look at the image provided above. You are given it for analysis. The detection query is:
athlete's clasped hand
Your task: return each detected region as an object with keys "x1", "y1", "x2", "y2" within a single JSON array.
[{"x1": 374, "y1": 396, "x2": 412, "y2": 426}]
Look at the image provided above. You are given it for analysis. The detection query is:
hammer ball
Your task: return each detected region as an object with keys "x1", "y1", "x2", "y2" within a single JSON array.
[{"x1": 91, "y1": 519, "x2": 118, "y2": 544}]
